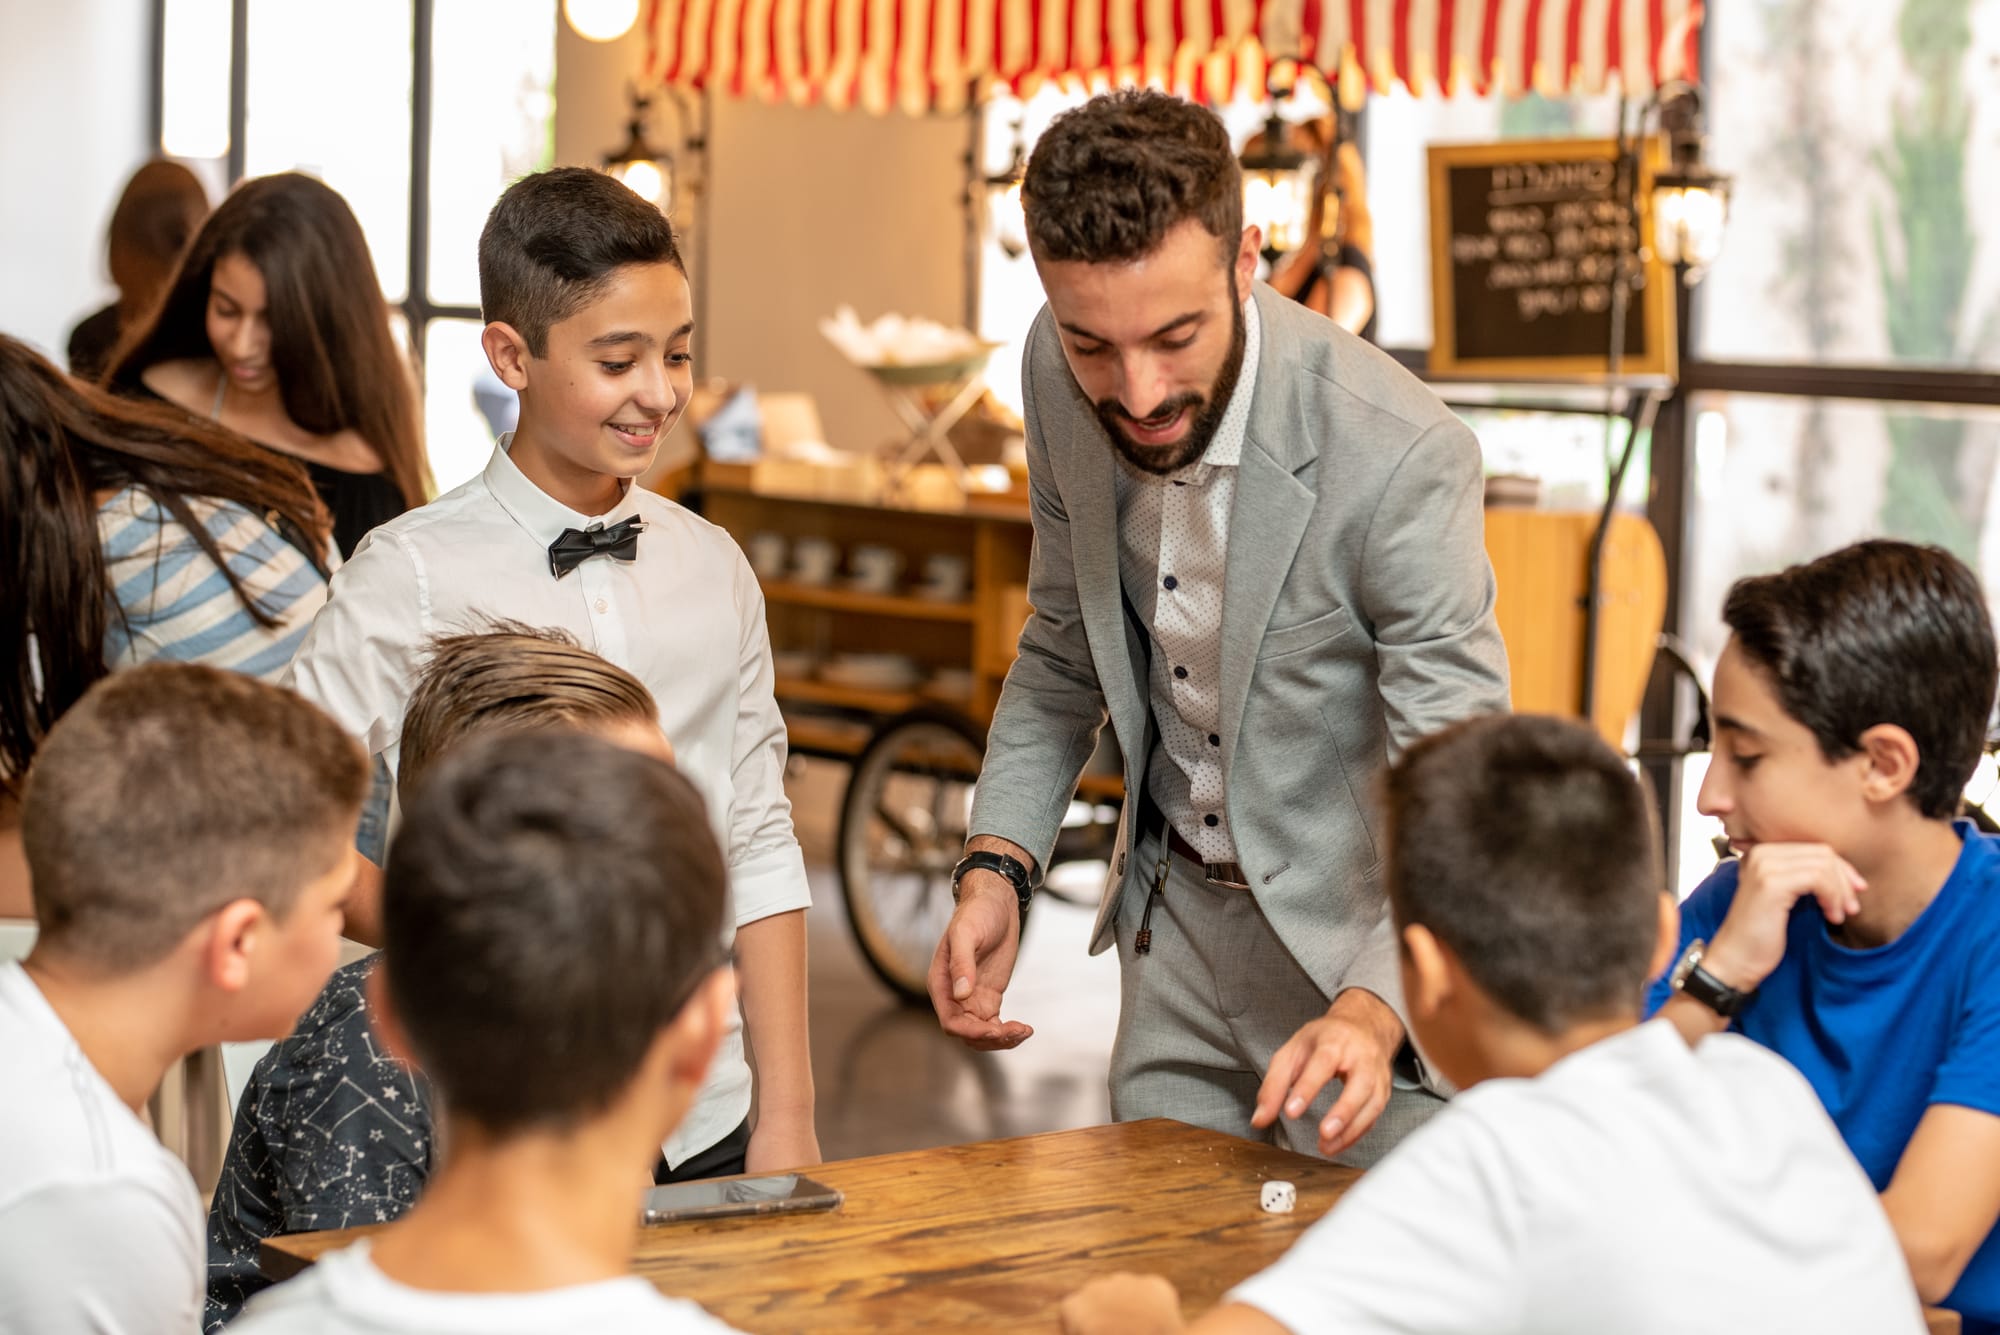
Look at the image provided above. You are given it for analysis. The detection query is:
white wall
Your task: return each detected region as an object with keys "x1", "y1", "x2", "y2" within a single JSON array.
[
  {"x1": 0, "y1": 0, "x2": 152, "y2": 360},
  {"x1": 553, "y1": 21, "x2": 970, "y2": 455}
]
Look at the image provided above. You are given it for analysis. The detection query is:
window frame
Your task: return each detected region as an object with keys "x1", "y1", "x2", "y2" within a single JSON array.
[{"x1": 153, "y1": 0, "x2": 486, "y2": 394}]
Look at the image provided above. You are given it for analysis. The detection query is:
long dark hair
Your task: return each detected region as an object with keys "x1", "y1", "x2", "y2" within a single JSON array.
[
  {"x1": 0, "y1": 334, "x2": 329, "y2": 794},
  {"x1": 107, "y1": 159, "x2": 210, "y2": 325},
  {"x1": 106, "y1": 171, "x2": 430, "y2": 509}
]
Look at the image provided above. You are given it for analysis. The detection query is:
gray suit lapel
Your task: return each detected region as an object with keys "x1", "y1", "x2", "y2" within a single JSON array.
[
  {"x1": 1063, "y1": 411, "x2": 1149, "y2": 761},
  {"x1": 1219, "y1": 288, "x2": 1318, "y2": 757}
]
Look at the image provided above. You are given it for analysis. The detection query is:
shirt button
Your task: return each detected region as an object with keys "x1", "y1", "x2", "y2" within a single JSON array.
[
  {"x1": 1174, "y1": 665, "x2": 1188, "y2": 680},
  {"x1": 594, "y1": 598, "x2": 608, "y2": 613},
  {"x1": 1208, "y1": 733, "x2": 1220, "y2": 746},
  {"x1": 1163, "y1": 575, "x2": 1177, "y2": 591},
  {"x1": 1204, "y1": 813, "x2": 1219, "y2": 827}
]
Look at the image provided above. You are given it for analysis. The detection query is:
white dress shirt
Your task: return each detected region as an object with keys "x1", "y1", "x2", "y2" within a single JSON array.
[
  {"x1": 1114, "y1": 296, "x2": 1262, "y2": 864},
  {"x1": 286, "y1": 436, "x2": 810, "y2": 1166}
]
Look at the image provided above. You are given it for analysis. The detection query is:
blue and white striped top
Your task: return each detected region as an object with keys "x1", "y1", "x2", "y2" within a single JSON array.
[{"x1": 98, "y1": 487, "x2": 332, "y2": 682}]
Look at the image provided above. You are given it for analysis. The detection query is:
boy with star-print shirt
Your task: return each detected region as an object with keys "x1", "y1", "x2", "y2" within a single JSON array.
[{"x1": 204, "y1": 957, "x2": 428, "y2": 1330}]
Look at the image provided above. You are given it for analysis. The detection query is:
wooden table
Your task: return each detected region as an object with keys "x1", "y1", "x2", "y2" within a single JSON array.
[
  {"x1": 262, "y1": 1119, "x2": 1355, "y2": 1330},
  {"x1": 260, "y1": 1117, "x2": 1967, "y2": 1333}
]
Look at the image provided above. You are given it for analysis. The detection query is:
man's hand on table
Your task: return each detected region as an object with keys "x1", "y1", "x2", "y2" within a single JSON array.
[
  {"x1": 928, "y1": 838, "x2": 1035, "y2": 1051},
  {"x1": 1253, "y1": 988, "x2": 1405, "y2": 1158},
  {"x1": 1060, "y1": 1274, "x2": 1186, "y2": 1335}
]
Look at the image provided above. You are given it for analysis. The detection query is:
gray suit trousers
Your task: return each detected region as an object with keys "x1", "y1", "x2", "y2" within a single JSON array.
[{"x1": 1107, "y1": 829, "x2": 1443, "y2": 1168}]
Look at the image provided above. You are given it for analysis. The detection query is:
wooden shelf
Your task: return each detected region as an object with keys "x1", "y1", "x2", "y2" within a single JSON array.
[
  {"x1": 760, "y1": 579, "x2": 977, "y2": 623},
  {"x1": 775, "y1": 676, "x2": 922, "y2": 715},
  {"x1": 780, "y1": 713, "x2": 872, "y2": 758}
]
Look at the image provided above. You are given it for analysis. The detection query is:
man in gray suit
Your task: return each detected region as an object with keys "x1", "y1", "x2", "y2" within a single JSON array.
[{"x1": 929, "y1": 91, "x2": 1510, "y2": 1165}]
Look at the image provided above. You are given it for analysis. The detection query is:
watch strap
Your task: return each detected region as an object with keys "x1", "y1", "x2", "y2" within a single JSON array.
[
  {"x1": 952, "y1": 851, "x2": 1034, "y2": 924},
  {"x1": 1674, "y1": 943, "x2": 1753, "y2": 1018}
]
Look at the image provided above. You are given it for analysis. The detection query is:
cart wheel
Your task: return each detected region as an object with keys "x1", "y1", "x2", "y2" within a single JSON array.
[{"x1": 836, "y1": 707, "x2": 988, "y2": 1005}]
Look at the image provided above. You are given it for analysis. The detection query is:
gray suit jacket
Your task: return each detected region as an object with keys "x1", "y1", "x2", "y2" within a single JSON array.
[{"x1": 968, "y1": 282, "x2": 1511, "y2": 1015}]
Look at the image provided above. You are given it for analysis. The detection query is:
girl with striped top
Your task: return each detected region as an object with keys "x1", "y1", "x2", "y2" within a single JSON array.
[{"x1": 1, "y1": 335, "x2": 333, "y2": 916}]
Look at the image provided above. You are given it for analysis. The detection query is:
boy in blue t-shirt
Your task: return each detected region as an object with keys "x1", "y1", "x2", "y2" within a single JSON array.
[{"x1": 1647, "y1": 539, "x2": 2000, "y2": 1331}]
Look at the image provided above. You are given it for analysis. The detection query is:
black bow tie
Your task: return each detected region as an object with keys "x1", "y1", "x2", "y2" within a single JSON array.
[{"x1": 547, "y1": 516, "x2": 646, "y2": 579}]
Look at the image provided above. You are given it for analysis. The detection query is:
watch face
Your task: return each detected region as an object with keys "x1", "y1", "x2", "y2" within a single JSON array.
[{"x1": 1670, "y1": 938, "x2": 1708, "y2": 992}]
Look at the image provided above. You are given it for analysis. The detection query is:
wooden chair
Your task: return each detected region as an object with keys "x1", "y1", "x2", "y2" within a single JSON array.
[{"x1": 1484, "y1": 508, "x2": 1668, "y2": 746}]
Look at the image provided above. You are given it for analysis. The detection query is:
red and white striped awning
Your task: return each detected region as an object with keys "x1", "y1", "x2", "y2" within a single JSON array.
[{"x1": 646, "y1": 0, "x2": 1704, "y2": 115}]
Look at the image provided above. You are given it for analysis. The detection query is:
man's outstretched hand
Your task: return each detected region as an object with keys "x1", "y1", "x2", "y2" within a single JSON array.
[{"x1": 928, "y1": 862, "x2": 1034, "y2": 1051}]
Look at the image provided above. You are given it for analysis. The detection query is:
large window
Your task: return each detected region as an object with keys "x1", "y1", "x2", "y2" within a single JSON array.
[
  {"x1": 1696, "y1": 0, "x2": 2000, "y2": 370},
  {"x1": 1334, "y1": 1, "x2": 2000, "y2": 890},
  {"x1": 154, "y1": 0, "x2": 556, "y2": 490}
]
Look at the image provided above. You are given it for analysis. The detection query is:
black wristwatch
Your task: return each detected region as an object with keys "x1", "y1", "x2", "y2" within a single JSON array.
[
  {"x1": 951, "y1": 850, "x2": 1035, "y2": 927},
  {"x1": 1669, "y1": 938, "x2": 1754, "y2": 1019}
]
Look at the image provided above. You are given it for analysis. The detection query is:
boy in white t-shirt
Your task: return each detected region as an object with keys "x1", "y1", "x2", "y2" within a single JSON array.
[
  {"x1": 231, "y1": 728, "x2": 743, "y2": 1334},
  {"x1": 0, "y1": 664, "x2": 368, "y2": 1333},
  {"x1": 1059, "y1": 713, "x2": 1924, "y2": 1335}
]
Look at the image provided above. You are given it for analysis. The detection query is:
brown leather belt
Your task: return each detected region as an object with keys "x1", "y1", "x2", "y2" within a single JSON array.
[{"x1": 1136, "y1": 793, "x2": 1252, "y2": 891}]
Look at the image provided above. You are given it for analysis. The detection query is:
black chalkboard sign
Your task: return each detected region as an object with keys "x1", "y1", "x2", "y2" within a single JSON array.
[{"x1": 1427, "y1": 137, "x2": 1675, "y2": 380}]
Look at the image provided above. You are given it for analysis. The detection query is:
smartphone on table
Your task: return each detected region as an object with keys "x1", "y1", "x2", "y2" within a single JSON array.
[{"x1": 640, "y1": 1172, "x2": 844, "y2": 1225}]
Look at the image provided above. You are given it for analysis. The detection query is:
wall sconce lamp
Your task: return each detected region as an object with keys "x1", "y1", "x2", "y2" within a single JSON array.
[
  {"x1": 1239, "y1": 102, "x2": 1314, "y2": 267},
  {"x1": 604, "y1": 87, "x2": 676, "y2": 212},
  {"x1": 1650, "y1": 81, "x2": 1732, "y2": 280},
  {"x1": 983, "y1": 116, "x2": 1029, "y2": 260}
]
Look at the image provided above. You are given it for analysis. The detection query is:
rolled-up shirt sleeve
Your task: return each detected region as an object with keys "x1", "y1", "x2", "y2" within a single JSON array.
[{"x1": 726, "y1": 554, "x2": 811, "y2": 928}]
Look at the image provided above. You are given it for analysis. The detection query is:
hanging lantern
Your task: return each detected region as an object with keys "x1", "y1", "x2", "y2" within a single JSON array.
[
  {"x1": 983, "y1": 117, "x2": 1029, "y2": 260},
  {"x1": 1239, "y1": 109, "x2": 1314, "y2": 267},
  {"x1": 604, "y1": 89, "x2": 676, "y2": 213},
  {"x1": 1650, "y1": 83, "x2": 1732, "y2": 278}
]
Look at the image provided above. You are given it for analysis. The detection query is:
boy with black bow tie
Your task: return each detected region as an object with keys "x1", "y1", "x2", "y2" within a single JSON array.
[{"x1": 286, "y1": 167, "x2": 817, "y2": 1183}]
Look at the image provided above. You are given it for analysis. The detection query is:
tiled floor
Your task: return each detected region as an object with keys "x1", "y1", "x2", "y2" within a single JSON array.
[{"x1": 785, "y1": 757, "x2": 1122, "y2": 1162}]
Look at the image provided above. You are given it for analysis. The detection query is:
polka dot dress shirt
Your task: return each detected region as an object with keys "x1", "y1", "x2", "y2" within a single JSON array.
[{"x1": 1114, "y1": 296, "x2": 1262, "y2": 864}]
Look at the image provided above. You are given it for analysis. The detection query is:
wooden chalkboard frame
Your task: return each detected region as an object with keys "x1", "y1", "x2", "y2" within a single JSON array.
[{"x1": 1427, "y1": 137, "x2": 1676, "y2": 382}]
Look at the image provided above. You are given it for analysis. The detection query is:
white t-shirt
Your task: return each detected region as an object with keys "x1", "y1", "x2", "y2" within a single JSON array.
[
  {"x1": 229, "y1": 1240, "x2": 743, "y2": 1334},
  {"x1": 1228, "y1": 1020, "x2": 1924, "y2": 1335},
  {"x1": 0, "y1": 962, "x2": 204, "y2": 1334}
]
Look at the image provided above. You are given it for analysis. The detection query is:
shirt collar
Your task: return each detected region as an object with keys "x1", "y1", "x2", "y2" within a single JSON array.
[
  {"x1": 482, "y1": 432, "x2": 644, "y2": 549},
  {"x1": 1191, "y1": 293, "x2": 1260, "y2": 473}
]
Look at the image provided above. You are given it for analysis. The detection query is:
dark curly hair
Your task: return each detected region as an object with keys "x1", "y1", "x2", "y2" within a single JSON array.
[
  {"x1": 1021, "y1": 89, "x2": 1242, "y2": 266},
  {"x1": 1723, "y1": 539, "x2": 1997, "y2": 820}
]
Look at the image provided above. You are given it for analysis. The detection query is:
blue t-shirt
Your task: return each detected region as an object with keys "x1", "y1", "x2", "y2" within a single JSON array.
[{"x1": 1646, "y1": 822, "x2": 2000, "y2": 1332}]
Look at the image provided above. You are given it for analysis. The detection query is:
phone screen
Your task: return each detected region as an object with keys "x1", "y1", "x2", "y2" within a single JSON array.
[{"x1": 640, "y1": 1173, "x2": 844, "y2": 1224}]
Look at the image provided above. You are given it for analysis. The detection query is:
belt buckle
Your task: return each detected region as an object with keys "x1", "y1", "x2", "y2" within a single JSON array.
[{"x1": 1204, "y1": 862, "x2": 1251, "y2": 891}]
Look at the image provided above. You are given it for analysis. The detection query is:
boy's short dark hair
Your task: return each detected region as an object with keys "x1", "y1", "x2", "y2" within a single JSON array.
[
  {"x1": 396, "y1": 623, "x2": 658, "y2": 792},
  {"x1": 1384, "y1": 714, "x2": 1662, "y2": 1033},
  {"x1": 22, "y1": 664, "x2": 368, "y2": 970},
  {"x1": 382, "y1": 729, "x2": 726, "y2": 1136},
  {"x1": 1723, "y1": 540, "x2": 1997, "y2": 821},
  {"x1": 477, "y1": 166, "x2": 683, "y2": 357},
  {"x1": 1022, "y1": 89, "x2": 1242, "y2": 267}
]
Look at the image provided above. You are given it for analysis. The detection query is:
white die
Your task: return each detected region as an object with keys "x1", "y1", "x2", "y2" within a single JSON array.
[{"x1": 1259, "y1": 1180, "x2": 1296, "y2": 1214}]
